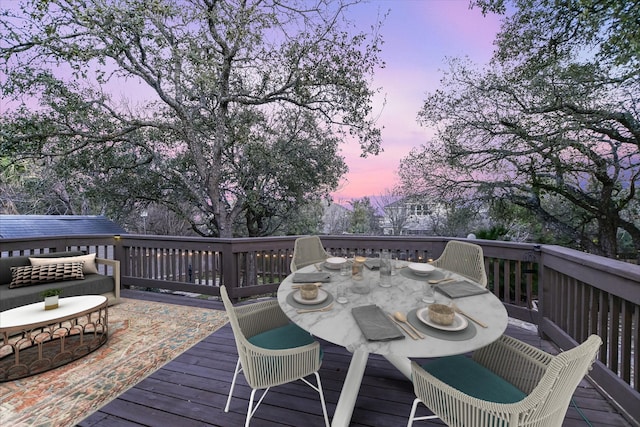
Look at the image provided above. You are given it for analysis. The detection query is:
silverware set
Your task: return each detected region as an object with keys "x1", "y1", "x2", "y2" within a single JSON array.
[{"x1": 387, "y1": 312, "x2": 424, "y2": 340}]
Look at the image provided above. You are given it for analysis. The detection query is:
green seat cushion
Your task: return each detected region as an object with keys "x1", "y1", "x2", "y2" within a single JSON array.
[
  {"x1": 249, "y1": 323, "x2": 321, "y2": 358},
  {"x1": 423, "y1": 355, "x2": 526, "y2": 404}
]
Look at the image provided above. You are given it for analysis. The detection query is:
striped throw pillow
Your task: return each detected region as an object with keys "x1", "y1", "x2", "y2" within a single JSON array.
[{"x1": 9, "y1": 262, "x2": 85, "y2": 288}]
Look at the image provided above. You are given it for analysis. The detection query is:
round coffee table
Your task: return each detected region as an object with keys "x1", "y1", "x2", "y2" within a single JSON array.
[{"x1": 0, "y1": 295, "x2": 108, "y2": 381}]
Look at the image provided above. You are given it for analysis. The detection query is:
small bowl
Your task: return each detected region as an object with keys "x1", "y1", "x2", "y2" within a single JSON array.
[
  {"x1": 299, "y1": 284, "x2": 319, "y2": 300},
  {"x1": 428, "y1": 304, "x2": 455, "y2": 326},
  {"x1": 325, "y1": 257, "x2": 346, "y2": 269},
  {"x1": 408, "y1": 263, "x2": 435, "y2": 276}
]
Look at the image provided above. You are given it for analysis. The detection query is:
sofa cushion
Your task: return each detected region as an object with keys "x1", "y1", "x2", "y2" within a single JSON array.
[
  {"x1": 9, "y1": 262, "x2": 85, "y2": 288},
  {"x1": 0, "y1": 257, "x2": 31, "y2": 286},
  {"x1": 0, "y1": 274, "x2": 114, "y2": 312},
  {"x1": 30, "y1": 253, "x2": 98, "y2": 274}
]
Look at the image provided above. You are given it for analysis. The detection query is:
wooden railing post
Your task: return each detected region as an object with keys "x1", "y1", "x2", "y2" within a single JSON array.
[{"x1": 221, "y1": 239, "x2": 238, "y2": 300}]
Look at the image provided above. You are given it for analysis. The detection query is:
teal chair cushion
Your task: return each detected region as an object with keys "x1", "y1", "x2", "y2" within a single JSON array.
[
  {"x1": 423, "y1": 355, "x2": 526, "y2": 404},
  {"x1": 248, "y1": 323, "x2": 322, "y2": 358}
]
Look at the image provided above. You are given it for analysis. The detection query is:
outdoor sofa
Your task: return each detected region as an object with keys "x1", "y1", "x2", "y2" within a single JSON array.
[{"x1": 0, "y1": 251, "x2": 120, "y2": 312}]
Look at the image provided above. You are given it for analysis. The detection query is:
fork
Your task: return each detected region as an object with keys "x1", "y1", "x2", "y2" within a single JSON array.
[
  {"x1": 297, "y1": 303, "x2": 334, "y2": 314},
  {"x1": 450, "y1": 302, "x2": 488, "y2": 328},
  {"x1": 428, "y1": 277, "x2": 455, "y2": 285}
]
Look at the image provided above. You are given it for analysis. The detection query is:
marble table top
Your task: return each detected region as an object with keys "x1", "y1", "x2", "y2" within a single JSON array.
[{"x1": 277, "y1": 261, "x2": 508, "y2": 358}]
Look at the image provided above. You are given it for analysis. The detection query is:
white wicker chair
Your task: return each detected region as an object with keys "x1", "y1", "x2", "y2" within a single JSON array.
[
  {"x1": 220, "y1": 286, "x2": 329, "y2": 427},
  {"x1": 407, "y1": 334, "x2": 602, "y2": 427},
  {"x1": 290, "y1": 235, "x2": 330, "y2": 272},
  {"x1": 431, "y1": 240, "x2": 488, "y2": 287}
]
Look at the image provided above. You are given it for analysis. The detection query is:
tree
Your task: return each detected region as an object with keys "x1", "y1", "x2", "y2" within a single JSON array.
[
  {"x1": 474, "y1": 0, "x2": 640, "y2": 69},
  {"x1": 400, "y1": 1, "x2": 639, "y2": 259},
  {"x1": 322, "y1": 201, "x2": 351, "y2": 234},
  {"x1": 0, "y1": 0, "x2": 384, "y2": 237},
  {"x1": 348, "y1": 197, "x2": 380, "y2": 235},
  {"x1": 376, "y1": 188, "x2": 408, "y2": 236}
]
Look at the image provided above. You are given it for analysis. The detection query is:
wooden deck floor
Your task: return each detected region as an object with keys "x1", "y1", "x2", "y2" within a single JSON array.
[{"x1": 78, "y1": 290, "x2": 631, "y2": 427}]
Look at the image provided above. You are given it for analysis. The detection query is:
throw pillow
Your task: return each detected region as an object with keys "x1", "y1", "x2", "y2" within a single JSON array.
[
  {"x1": 9, "y1": 262, "x2": 85, "y2": 288},
  {"x1": 29, "y1": 253, "x2": 98, "y2": 275}
]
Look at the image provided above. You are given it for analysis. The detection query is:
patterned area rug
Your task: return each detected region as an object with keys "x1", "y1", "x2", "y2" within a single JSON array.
[{"x1": 0, "y1": 298, "x2": 228, "y2": 427}]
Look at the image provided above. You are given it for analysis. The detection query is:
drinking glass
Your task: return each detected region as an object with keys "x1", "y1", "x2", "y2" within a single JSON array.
[
  {"x1": 379, "y1": 249, "x2": 392, "y2": 288},
  {"x1": 421, "y1": 283, "x2": 435, "y2": 303},
  {"x1": 336, "y1": 285, "x2": 348, "y2": 304}
]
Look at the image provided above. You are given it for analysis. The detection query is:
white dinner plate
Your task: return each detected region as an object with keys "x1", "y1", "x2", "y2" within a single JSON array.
[
  {"x1": 324, "y1": 257, "x2": 346, "y2": 269},
  {"x1": 292, "y1": 289, "x2": 329, "y2": 305},
  {"x1": 416, "y1": 307, "x2": 469, "y2": 331}
]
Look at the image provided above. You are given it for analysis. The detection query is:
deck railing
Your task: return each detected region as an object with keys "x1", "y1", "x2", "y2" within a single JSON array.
[{"x1": 1, "y1": 234, "x2": 638, "y2": 424}]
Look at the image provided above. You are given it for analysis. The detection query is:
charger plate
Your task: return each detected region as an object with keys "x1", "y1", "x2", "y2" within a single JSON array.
[{"x1": 286, "y1": 291, "x2": 334, "y2": 310}]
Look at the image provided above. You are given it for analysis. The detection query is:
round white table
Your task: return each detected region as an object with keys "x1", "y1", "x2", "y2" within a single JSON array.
[{"x1": 277, "y1": 261, "x2": 508, "y2": 427}]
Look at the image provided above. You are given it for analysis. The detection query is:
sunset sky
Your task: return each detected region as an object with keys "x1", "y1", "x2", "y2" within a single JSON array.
[
  {"x1": 333, "y1": 0, "x2": 504, "y2": 201},
  {"x1": 1, "y1": 0, "x2": 505, "y2": 202}
]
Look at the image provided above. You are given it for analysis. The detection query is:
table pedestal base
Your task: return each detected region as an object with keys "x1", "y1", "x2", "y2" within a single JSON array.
[
  {"x1": 383, "y1": 353, "x2": 411, "y2": 379},
  {"x1": 331, "y1": 349, "x2": 369, "y2": 427}
]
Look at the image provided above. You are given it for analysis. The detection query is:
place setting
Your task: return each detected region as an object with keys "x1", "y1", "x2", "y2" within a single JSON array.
[
  {"x1": 406, "y1": 303, "x2": 478, "y2": 341},
  {"x1": 323, "y1": 256, "x2": 348, "y2": 270},
  {"x1": 286, "y1": 283, "x2": 335, "y2": 313},
  {"x1": 400, "y1": 262, "x2": 446, "y2": 281}
]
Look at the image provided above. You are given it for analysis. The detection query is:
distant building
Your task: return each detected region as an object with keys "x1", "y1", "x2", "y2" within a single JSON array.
[
  {"x1": 380, "y1": 196, "x2": 437, "y2": 235},
  {"x1": 0, "y1": 215, "x2": 126, "y2": 238}
]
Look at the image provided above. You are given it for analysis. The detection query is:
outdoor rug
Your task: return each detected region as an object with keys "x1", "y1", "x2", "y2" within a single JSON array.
[{"x1": 0, "y1": 297, "x2": 228, "y2": 427}]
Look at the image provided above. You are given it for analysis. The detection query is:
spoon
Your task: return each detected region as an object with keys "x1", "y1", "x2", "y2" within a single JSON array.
[
  {"x1": 393, "y1": 312, "x2": 424, "y2": 339},
  {"x1": 428, "y1": 277, "x2": 455, "y2": 285},
  {"x1": 387, "y1": 314, "x2": 418, "y2": 340}
]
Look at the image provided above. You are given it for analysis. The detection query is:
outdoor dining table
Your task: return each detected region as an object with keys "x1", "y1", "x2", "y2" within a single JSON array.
[{"x1": 277, "y1": 260, "x2": 509, "y2": 427}]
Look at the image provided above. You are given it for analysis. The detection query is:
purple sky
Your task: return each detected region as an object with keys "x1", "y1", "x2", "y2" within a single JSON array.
[{"x1": 334, "y1": 0, "x2": 503, "y2": 201}]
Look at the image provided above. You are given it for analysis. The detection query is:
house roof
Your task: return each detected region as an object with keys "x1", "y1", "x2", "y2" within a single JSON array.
[{"x1": 0, "y1": 215, "x2": 126, "y2": 238}]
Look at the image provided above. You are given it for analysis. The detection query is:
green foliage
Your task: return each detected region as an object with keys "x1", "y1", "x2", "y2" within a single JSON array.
[
  {"x1": 475, "y1": 226, "x2": 510, "y2": 241},
  {"x1": 473, "y1": 0, "x2": 639, "y2": 68},
  {"x1": 348, "y1": 197, "x2": 380, "y2": 235},
  {"x1": 402, "y1": 0, "x2": 640, "y2": 258},
  {"x1": 0, "y1": 0, "x2": 384, "y2": 237},
  {"x1": 40, "y1": 288, "x2": 63, "y2": 298}
]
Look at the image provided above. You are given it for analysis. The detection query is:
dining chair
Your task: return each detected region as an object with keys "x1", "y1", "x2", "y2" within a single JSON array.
[
  {"x1": 431, "y1": 240, "x2": 487, "y2": 287},
  {"x1": 220, "y1": 285, "x2": 330, "y2": 427},
  {"x1": 407, "y1": 334, "x2": 602, "y2": 427},
  {"x1": 290, "y1": 235, "x2": 330, "y2": 272}
]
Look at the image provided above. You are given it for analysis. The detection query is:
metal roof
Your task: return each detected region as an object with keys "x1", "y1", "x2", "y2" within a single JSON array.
[{"x1": 0, "y1": 215, "x2": 126, "y2": 238}]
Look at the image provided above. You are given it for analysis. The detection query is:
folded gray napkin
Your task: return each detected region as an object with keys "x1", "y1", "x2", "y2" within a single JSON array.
[
  {"x1": 292, "y1": 272, "x2": 331, "y2": 283},
  {"x1": 364, "y1": 259, "x2": 380, "y2": 270},
  {"x1": 351, "y1": 305, "x2": 404, "y2": 341},
  {"x1": 434, "y1": 281, "x2": 489, "y2": 299}
]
